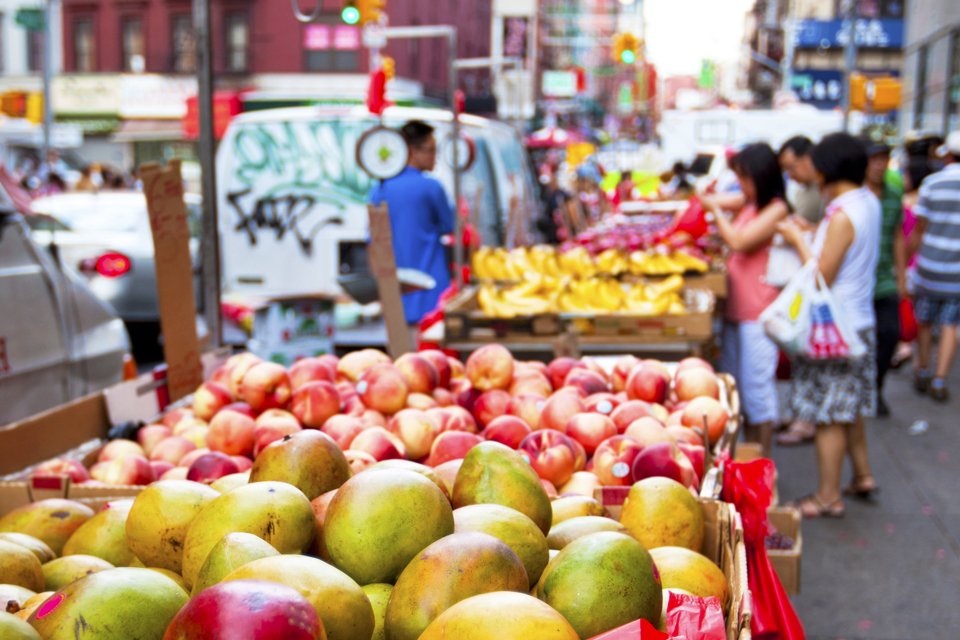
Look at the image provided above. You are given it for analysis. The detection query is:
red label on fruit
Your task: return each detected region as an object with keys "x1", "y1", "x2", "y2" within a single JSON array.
[{"x1": 36, "y1": 593, "x2": 65, "y2": 619}]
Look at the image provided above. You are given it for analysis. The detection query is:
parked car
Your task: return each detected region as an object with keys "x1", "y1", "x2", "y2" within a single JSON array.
[
  {"x1": 0, "y1": 204, "x2": 130, "y2": 425},
  {"x1": 27, "y1": 191, "x2": 204, "y2": 356}
]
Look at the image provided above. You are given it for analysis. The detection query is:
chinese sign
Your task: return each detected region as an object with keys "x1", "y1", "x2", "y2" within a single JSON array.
[{"x1": 794, "y1": 18, "x2": 903, "y2": 49}]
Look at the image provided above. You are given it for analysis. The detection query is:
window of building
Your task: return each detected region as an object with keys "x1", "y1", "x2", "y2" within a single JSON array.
[
  {"x1": 73, "y1": 19, "x2": 96, "y2": 72},
  {"x1": 914, "y1": 44, "x2": 929, "y2": 130},
  {"x1": 27, "y1": 28, "x2": 43, "y2": 72},
  {"x1": 121, "y1": 17, "x2": 145, "y2": 72},
  {"x1": 948, "y1": 30, "x2": 960, "y2": 132},
  {"x1": 305, "y1": 50, "x2": 358, "y2": 72},
  {"x1": 171, "y1": 14, "x2": 195, "y2": 73},
  {"x1": 225, "y1": 12, "x2": 248, "y2": 73}
]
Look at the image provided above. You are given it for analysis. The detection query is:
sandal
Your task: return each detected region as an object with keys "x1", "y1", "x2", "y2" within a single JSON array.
[
  {"x1": 930, "y1": 379, "x2": 949, "y2": 402},
  {"x1": 776, "y1": 421, "x2": 815, "y2": 446},
  {"x1": 788, "y1": 494, "x2": 845, "y2": 519},
  {"x1": 844, "y1": 475, "x2": 880, "y2": 499}
]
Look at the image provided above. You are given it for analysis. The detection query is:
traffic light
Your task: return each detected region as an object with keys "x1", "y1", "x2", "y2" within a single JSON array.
[
  {"x1": 357, "y1": 0, "x2": 386, "y2": 25},
  {"x1": 341, "y1": 1, "x2": 360, "y2": 25},
  {"x1": 612, "y1": 33, "x2": 640, "y2": 65},
  {"x1": 382, "y1": 55, "x2": 395, "y2": 81},
  {"x1": 849, "y1": 73, "x2": 867, "y2": 111},
  {"x1": 869, "y1": 77, "x2": 902, "y2": 112}
]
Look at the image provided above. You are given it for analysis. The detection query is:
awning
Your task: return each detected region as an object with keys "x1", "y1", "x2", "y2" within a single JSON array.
[{"x1": 110, "y1": 120, "x2": 185, "y2": 143}]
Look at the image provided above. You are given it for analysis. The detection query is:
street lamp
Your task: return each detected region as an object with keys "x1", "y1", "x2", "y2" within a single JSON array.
[{"x1": 341, "y1": 3, "x2": 361, "y2": 25}]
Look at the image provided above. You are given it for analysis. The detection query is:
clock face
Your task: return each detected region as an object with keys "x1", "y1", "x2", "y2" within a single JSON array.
[
  {"x1": 441, "y1": 133, "x2": 476, "y2": 172},
  {"x1": 357, "y1": 126, "x2": 409, "y2": 180}
]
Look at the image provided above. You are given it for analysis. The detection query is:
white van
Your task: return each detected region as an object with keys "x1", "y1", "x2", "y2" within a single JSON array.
[{"x1": 215, "y1": 105, "x2": 539, "y2": 299}]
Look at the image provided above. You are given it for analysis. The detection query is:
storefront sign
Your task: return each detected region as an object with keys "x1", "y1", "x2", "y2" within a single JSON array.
[
  {"x1": 542, "y1": 71, "x2": 578, "y2": 98},
  {"x1": 304, "y1": 25, "x2": 331, "y2": 50},
  {"x1": 791, "y1": 69, "x2": 843, "y2": 108},
  {"x1": 120, "y1": 75, "x2": 197, "y2": 119},
  {"x1": 183, "y1": 92, "x2": 243, "y2": 140},
  {"x1": 52, "y1": 75, "x2": 122, "y2": 117},
  {"x1": 794, "y1": 18, "x2": 903, "y2": 49},
  {"x1": 503, "y1": 17, "x2": 529, "y2": 59}
]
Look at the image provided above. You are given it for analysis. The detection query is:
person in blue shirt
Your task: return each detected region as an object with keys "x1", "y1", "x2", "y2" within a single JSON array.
[{"x1": 368, "y1": 120, "x2": 455, "y2": 325}]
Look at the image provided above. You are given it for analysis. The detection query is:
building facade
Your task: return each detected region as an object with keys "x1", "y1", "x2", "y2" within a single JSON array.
[{"x1": 899, "y1": 0, "x2": 960, "y2": 135}]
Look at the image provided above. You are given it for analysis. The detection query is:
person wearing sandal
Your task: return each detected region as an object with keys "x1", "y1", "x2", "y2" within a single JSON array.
[
  {"x1": 705, "y1": 143, "x2": 789, "y2": 458},
  {"x1": 777, "y1": 133, "x2": 881, "y2": 519}
]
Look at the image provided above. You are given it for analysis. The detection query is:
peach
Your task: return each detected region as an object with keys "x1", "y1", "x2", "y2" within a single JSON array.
[
  {"x1": 675, "y1": 368, "x2": 721, "y2": 402},
  {"x1": 432, "y1": 459, "x2": 463, "y2": 496},
  {"x1": 540, "y1": 389, "x2": 585, "y2": 433},
  {"x1": 395, "y1": 353, "x2": 439, "y2": 394},
  {"x1": 625, "y1": 363, "x2": 669, "y2": 404},
  {"x1": 92, "y1": 454, "x2": 155, "y2": 485},
  {"x1": 541, "y1": 479, "x2": 559, "y2": 499},
  {"x1": 624, "y1": 417, "x2": 673, "y2": 448},
  {"x1": 454, "y1": 386, "x2": 482, "y2": 415},
  {"x1": 343, "y1": 396, "x2": 365, "y2": 417},
  {"x1": 564, "y1": 369, "x2": 609, "y2": 397},
  {"x1": 565, "y1": 413, "x2": 617, "y2": 455},
  {"x1": 583, "y1": 393, "x2": 620, "y2": 416},
  {"x1": 186, "y1": 451, "x2": 240, "y2": 483},
  {"x1": 172, "y1": 416, "x2": 209, "y2": 436},
  {"x1": 178, "y1": 447, "x2": 211, "y2": 468},
  {"x1": 210, "y1": 363, "x2": 231, "y2": 387},
  {"x1": 481, "y1": 415, "x2": 532, "y2": 449},
  {"x1": 98, "y1": 439, "x2": 145, "y2": 463},
  {"x1": 290, "y1": 380, "x2": 341, "y2": 428},
  {"x1": 642, "y1": 359, "x2": 673, "y2": 383},
  {"x1": 630, "y1": 442, "x2": 697, "y2": 488},
  {"x1": 517, "y1": 429, "x2": 578, "y2": 488},
  {"x1": 336, "y1": 380, "x2": 359, "y2": 405},
  {"x1": 666, "y1": 425, "x2": 704, "y2": 446},
  {"x1": 420, "y1": 350, "x2": 453, "y2": 388},
  {"x1": 611, "y1": 355, "x2": 640, "y2": 392},
  {"x1": 545, "y1": 357, "x2": 585, "y2": 390},
  {"x1": 349, "y1": 426, "x2": 406, "y2": 461},
  {"x1": 432, "y1": 387, "x2": 454, "y2": 407},
  {"x1": 253, "y1": 410, "x2": 302, "y2": 454},
  {"x1": 343, "y1": 450, "x2": 378, "y2": 474},
  {"x1": 676, "y1": 357, "x2": 715, "y2": 375},
  {"x1": 509, "y1": 372, "x2": 553, "y2": 398},
  {"x1": 160, "y1": 466, "x2": 189, "y2": 481},
  {"x1": 237, "y1": 361, "x2": 293, "y2": 413},
  {"x1": 180, "y1": 426, "x2": 211, "y2": 449},
  {"x1": 192, "y1": 381, "x2": 234, "y2": 421},
  {"x1": 207, "y1": 409, "x2": 257, "y2": 457},
  {"x1": 559, "y1": 470, "x2": 601, "y2": 497},
  {"x1": 337, "y1": 348, "x2": 391, "y2": 382},
  {"x1": 465, "y1": 344, "x2": 514, "y2": 391},
  {"x1": 288, "y1": 356, "x2": 336, "y2": 390},
  {"x1": 666, "y1": 410, "x2": 684, "y2": 427},
  {"x1": 357, "y1": 364, "x2": 409, "y2": 415},
  {"x1": 428, "y1": 406, "x2": 478, "y2": 434},
  {"x1": 161, "y1": 407, "x2": 194, "y2": 430},
  {"x1": 407, "y1": 392, "x2": 439, "y2": 410},
  {"x1": 677, "y1": 443, "x2": 706, "y2": 479},
  {"x1": 149, "y1": 460, "x2": 174, "y2": 478},
  {"x1": 34, "y1": 457, "x2": 90, "y2": 484},
  {"x1": 230, "y1": 455, "x2": 254, "y2": 473},
  {"x1": 137, "y1": 424, "x2": 173, "y2": 456},
  {"x1": 150, "y1": 436, "x2": 197, "y2": 465},
  {"x1": 591, "y1": 434, "x2": 645, "y2": 486},
  {"x1": 507, "y1": 393, "x2": 545, "y2": 430},
  {"x1": 680, "y1": 396, "x2": 729, "y2": 443},
  {"x1": 360, "y1": 409, "x2": 387, "y2": 429},
  {"x1": 220, "y1": 402, "x2": 255, "y2": 418},
  {"x1": 224, "y1": 352, "x2": 263, "y2": 397},
  {"x1": 569, "y1": 436, "x2": 588, "y2": 472},
  {"x1": 320, "y1": 415, "x2": 365, "y2": 451},
  {"x1": 387, "y1": 409, "x2": 441, "y2": 460},
  {"x1": 426, "y1": 431, "x2": 483, "y2": 467},
  {"x1": 472, "y1": 389, "x2": 512, "y2": 428}
]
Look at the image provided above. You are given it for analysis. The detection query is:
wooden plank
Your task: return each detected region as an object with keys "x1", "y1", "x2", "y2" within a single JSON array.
[{"x1": 367, "y1": 203, "x2": 414, "y2": 358}]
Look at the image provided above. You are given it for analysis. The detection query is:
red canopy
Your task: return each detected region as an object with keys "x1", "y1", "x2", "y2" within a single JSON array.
[{"x1": 525, "y1": 127, "x2": 585, "y2": 149}]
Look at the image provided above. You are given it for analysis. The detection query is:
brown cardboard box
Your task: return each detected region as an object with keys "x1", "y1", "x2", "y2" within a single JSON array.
[
  {"x1": 594, "y1": 487, "x2": 752, "y2": 640},
  {"x1": 767, "y1": 506, "x2": 802, "y2": 595}
]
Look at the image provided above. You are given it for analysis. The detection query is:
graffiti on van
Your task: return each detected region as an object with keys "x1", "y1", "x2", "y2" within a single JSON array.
[{"x1": 225, "y1": 120, "x2": 376, "y2": 256}]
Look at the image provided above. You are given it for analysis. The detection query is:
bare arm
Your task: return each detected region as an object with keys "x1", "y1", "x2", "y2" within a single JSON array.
[
  {"x1": 703, "y1": 192, "x2": 746, "y2": 213},
  {"x1": 906, "y1": 217, "x2": 927, "y2": 258},
  {"x1": 716, "y1": 200, "x2": 789, "y2": 253},
  {"x1": 893, "y1": 220, "x2": 907, "y2": 297},
  {"x1": 779, "y1": 211, "x2": 854, "y2": 286}
]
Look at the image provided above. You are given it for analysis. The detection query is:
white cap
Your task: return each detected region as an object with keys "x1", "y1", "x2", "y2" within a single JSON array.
[{"x1": 937, "y1": 131, "x2": 960, "y2": 158}]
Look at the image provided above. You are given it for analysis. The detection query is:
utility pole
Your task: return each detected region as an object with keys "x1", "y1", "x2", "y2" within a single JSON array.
[
  {"x1": 41, "y1": 0, "x2": 57, "y2": 176},
  {"x1": 840, "y1": 0, "x2": 858, "y2": 132}
]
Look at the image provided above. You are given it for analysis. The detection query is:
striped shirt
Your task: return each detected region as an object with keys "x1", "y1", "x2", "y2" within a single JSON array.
[{"x1": 915, "y1": 164, "x2": 960, "y2": 298}]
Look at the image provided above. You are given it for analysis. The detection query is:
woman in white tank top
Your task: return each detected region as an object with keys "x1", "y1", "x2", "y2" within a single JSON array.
[{"x1": 777, "y1": 132, "x2": 882, "y2": 519}]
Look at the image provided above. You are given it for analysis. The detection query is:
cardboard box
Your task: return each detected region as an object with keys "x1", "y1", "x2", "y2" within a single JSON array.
[
  {"x1": 594, "y1": 487, "x2": 752, "y2": 640},
  {"x1": 767, "y1": 506, "x2": 802, "y2": 595}
]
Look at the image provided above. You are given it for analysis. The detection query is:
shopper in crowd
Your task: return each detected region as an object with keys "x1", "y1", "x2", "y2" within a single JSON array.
[
  {"x1": 778, "y1": 136, "x2": 824, "y2": 225},
  {"x1": 907, "y1": 131, "x2": 960, "y2": 401},
  {"x1": 368, "y1": 120, "x2": 454, "y2": 325},
  {"x1": 538, "y1": 169, "x2": 572, "y2": 244},
  {"x1": 863, "y1": 141, "x2": 906, "y2": 416},
  {"x1": 778, "y1": 132, "x2": 880, "y2": 518},
  {"x1": 705, "y1": 143, "x2": 789, "y2": 457}
]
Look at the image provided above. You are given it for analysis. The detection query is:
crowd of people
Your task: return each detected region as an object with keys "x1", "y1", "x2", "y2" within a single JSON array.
[
  {"x1": 15, "y1": 151, "x2": 137, "y2": 198},
  {"x1": 702, "y1": 129, "x2": 960, "y2": 519}
]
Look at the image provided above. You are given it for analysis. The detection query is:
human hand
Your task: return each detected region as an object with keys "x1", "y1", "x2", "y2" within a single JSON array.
[{"x1": 777, "y1": 216, "x2": 805, "y2": 247}]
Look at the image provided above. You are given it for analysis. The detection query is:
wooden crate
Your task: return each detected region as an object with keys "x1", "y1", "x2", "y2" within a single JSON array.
[
  {"x1": 767, "y1": 506, "x2": 802, "y2": 595},
  {"x1": 562, "y1": 289, "x2": 715, "y2": 339},
  {"x1": 443, "y1": 286, "x2": 562, "y2": 340}
]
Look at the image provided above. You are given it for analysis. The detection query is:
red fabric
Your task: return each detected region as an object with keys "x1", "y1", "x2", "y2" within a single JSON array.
[
  {"x1": 586, "y1": 619, "x2": 667, "y2": 640},
  {"x1": 665, "y1": 593, "x2": 726, "y2": 640},
  {"x1": 722, "y1": 459, "x2": 805, "y2": 640},
  {"x1": 900, "y1": 297, "x2": 918, "y2": 342},
  {"x1": 366, "y1": 69, "x2": 392, "y2": 115},
  {"x1": 725, "y1": 203, "x2": 779, "y2": 322}
]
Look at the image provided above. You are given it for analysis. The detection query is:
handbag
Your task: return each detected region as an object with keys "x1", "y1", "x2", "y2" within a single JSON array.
[
  {"x1": 764, "y1": 233, "x2": 805, "y2": 288},
  {"x1": 900, "y1": 297, "x2": 918, "y2": 342}
]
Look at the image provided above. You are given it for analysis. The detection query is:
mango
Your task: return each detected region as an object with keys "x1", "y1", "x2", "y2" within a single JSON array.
[
  {"x1": 62, "y1": 500, "x2": 135, "y2": 566},
  {"x1": 210, "y1": 471, "x2": 250, "y2": 493},
  {"x1": 192, "y1": 532, "x2": 279, "y2": 595},
  {"x1": 453, "y1": 504, "x2": 549, "y2": 587},
  {"x1": 13, "y1": 591, "x2": 54, "y2": 621},
  {"x1": 0, "y1": 584, "x2": 36, "y2": 612},
  {"x1": 324, "y1": 469, "x2": 453, "y2": 585},
  {"x1": 146, "y1": 568, "x2": 187, "y2": 591},
  {"x1": 419, "y1": 591, "x2": 579, "y2": 640},
  {"x1": 0, "y1": 499, "x2": 94, "y2": 555},
  {"x1": 546, "y1": 516, "x2": 627, "y2": 550},
  {"x1": 0, "y1": 540, "x2": 44, "y2": 591},
  {"x1": 453, "y1": 442, "x2": 552, "y2": 535},
  {"x1": 181, "y1": 481, "x2": 315, "y2": 589},
  {"x1": 125, "y1": 480, "x2": 220, "y2": 573},
  {"x1": 362, "y1": 583, "x2": 392, "y2": 640},
  {"x1": 537, "y1": 531, "x2": 662, "y2": 638},
  {"x1": 550, "y1": 495, "x2": 607, "y2": 526},
  {"x1": 0, "y1": 611, "x2": 40, "y2": 639},
  {"x1": 621, "y1": 477, "x2": 704, "y2": 551},
  {"x1": 385, "y1": 532, "x2": 528, "y2": 640},
  {"x1": 0, "y1": 534, "x2": 55, "y2": 564},
  {"x1": 41, "y1": 555, "x2": 113, "y2": 591},
  {"x1": 649, "y1": 546, "x2": 729, "y2": 608},
  {"x1": 249, "y1": 430, "x2": 351, "y2": 500},
  {"x1": 370, "y1": 460, "x2": 450, "y2": 498},
  {"x1": 222, "y1": 554, "x2": 374, "y2": 640},
  {"x1": 28, "y1": 567, "x2": 188, "y2": 639}
]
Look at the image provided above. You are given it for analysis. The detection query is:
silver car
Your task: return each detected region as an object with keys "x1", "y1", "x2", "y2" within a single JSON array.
[{"x1": 27, "y1": 191, "x2": 203, "y2": 347}]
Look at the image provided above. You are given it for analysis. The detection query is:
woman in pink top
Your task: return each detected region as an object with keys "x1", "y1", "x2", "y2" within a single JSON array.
[{"x1": 704, "y1": 143, "x2": 789, "y2": 456}]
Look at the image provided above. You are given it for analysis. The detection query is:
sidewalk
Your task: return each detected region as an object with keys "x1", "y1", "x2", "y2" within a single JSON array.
[{"x1": 771, "y1": 364, "x2": 960, "y2": 639}]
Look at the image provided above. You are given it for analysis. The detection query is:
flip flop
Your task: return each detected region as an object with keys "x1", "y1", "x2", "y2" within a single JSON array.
[
  {"x1": 843, "y1": 475, "x2": 880, "y2": 499},
  {"x1": 776, "y1": 423, "x2": 815, "y2": 446},
  {"x1": 788, "y1": 494, "x2": 845, "y2": 519}
]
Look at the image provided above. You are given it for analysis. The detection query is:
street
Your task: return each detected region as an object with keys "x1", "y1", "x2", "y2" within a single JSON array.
[{"x1": 774, "y1": 363, "x2": 960, "y2": 639}]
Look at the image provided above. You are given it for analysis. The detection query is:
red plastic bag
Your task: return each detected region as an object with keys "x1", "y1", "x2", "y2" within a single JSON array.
[
  {"x1": 673, "y1": 197, "x2": 710, "y2": 239},
  {"x1": 723, "y1": 459, "x2": 805, "y2": 640},
  {"x1": 587, "y1": 618, "x2": 667, "y2": 640},
  {"x1": 900, "y1": 297, "x2": 918, "y2": 342},
  {"x1": 665, "y1": 593, "x2": 726, "y2": 640}
]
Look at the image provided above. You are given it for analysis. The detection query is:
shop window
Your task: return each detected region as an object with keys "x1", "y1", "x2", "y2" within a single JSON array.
[
  {"x1": 26, "y1": 28, "x2": 42, "y2": 72},
  {"x1": 948, "y1": 30, "x2": 960, "y2": 132},
  {"x1": 73, "y1": 19, "x2": 96, "y2": 72},
  {"x1": 914, "y1": 44, "x2": 928, "y2": 130},
  {"x1": 225, "y1": 12, "x2": 248, "y2": 73},
  {"x1": 121, "y1": 17, "x2": 145, "y2": 72},
  {"x1": 305, "y1": 50, "x2": 359, "y2": 72},
  {"x1": 172, "y1": 14, "x2": 196, "y2": 73}
]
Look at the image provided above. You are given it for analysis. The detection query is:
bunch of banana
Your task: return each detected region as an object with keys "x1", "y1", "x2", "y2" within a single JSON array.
[
  {"x1": 628, "y1": 250, "x2": 708, "y2": 276},
  {"x1": 472, "y1": 247, "x2": 523, "y2": 281},
  {"x1": 557, "y1": 246, "x2": 598, "y2": 279},
  {"x1": 476, "y1": 275, "x2": 555, "y2": 318},
  {"x1": 595, "y1": 249, "x2": 630, "y2": 276}
]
